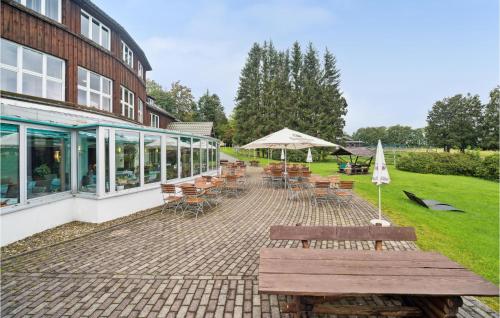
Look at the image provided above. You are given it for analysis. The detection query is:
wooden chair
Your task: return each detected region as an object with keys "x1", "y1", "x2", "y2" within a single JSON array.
[
  {"x1": 335, "y1": 180, "x2": 354, "y2": 207},
  {"x1": 312, "y1": 181, "x2": 334, "y2": 205},
  {"x1": 160, "y1": 184, "x2": 183, "y2": 214},
  {"x1": 270, "y1": 169, "x2": 283, "y2": 188},
  {"x1": 224, "y1": 175, "x2": 242, "y2": 197},
  {"x1": 181, "y1": 186, "x2": 206, "y2": 219},
  {"x1": 203, "y1": 179, "x2": 224, "y2": 207}
]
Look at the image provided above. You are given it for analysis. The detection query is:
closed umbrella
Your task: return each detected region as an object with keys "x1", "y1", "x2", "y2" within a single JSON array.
[
  {"x1": 280, "y1": 149, "x2": 285, "y2": 160},
  {"x1": 370, "y1": 140, "x2": 391, "y2": 226},
  {"x1": 306, "y1": 148, "x2": 313, "y2": 169}
]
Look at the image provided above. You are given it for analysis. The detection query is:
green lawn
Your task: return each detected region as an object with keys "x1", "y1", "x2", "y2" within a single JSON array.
[{"x1": 222, "y1": 147, "x2": 499, "y2": 310}]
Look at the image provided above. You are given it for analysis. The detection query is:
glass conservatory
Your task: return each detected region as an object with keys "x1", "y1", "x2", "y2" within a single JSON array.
[{"x1": 0, "y1": 116, "x2": 220, "y2": 209}]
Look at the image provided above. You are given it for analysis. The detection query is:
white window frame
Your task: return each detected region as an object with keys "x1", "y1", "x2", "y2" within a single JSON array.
[
  {"x1": 0, "y1": 39, "x2": 65, "y2": 101},
  {"x1": 120, "y1": 86, "x2": 135, "y2": 119},
  {"x1": 138, "y1": 98, "x2": 144, "y2": 123},
  {"x1": 80, "y1": 10, "x2": 111, "y2": 50},
  {"x1": 121, "y1": 41, "x2": 134, "y2": 68},
  {"x1": 138, "y1": 61, "x2": 144, "y2": 80},
  {"x1": 77, "y1": 66, "x2": 112, "y2": 111},
  {"x1": 15, "y1": 0, "x2": 62, "y2": 23},
  {"x1": 150, "y1": 113, "x2": 160, "y2": 128}
]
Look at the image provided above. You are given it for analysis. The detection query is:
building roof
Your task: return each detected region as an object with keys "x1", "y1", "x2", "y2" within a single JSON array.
[
  {"x1": 146, "y1": 102, "x2": 178, "y2": 122},
  {"x1": 167, "y1": 122, "x2": 214, "y2": 137},
  {"x1": 332, "y1": 146, "x2": 375, "y2": 158},
  {"x1": 75, "y1": 0, "x2": 152, "y2": 70}
]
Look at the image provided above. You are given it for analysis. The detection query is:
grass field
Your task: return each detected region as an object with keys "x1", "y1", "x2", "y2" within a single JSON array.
[{"x1": 222, "y1": 147, "x2": 500, "y2": 310}]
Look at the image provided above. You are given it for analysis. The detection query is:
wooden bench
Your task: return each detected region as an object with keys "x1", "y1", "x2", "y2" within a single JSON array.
[{"x1": 259, "y1": 224, "x2": 498, "y2": 317}]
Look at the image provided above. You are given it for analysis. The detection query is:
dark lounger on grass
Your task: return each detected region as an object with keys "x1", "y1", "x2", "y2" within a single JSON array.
[{"x1": 403, "y1": 191, "x2": 464, "y2": 212}]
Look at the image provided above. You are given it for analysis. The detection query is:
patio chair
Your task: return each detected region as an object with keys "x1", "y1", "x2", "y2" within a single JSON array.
[
  {"x1": 261, "y1": 170, "x2": 272, "y2": 187},
  {"x1": 270, "y1": 169, "x2": 283, "y2": 188},
  {"x1": 403, "y1": 191, "x2": 464, "y2": 212},
  {"x1": 335, "y1": 180, "x2": 355, "y2": 207},
  {"x1": 181, "y1": 186, "x2": 206, "y2": 219},
  {"x1": 287, "y1": 171, "x2": 303, "y2": 200},
  {"x1": 224, "y1": 175, "x2": 243, "y2": 197},
  {"x1": 161, "y1": 184, "x2": 183, "y2": 214},
  {"x1": 203, "y1": 179, "x2": 224, "y2": 207},
  {"x1": 313, "y1": 181, "x2": 333, "y2": 205},
  {"x1": 328, "y1": 175, "x2": 340, "y2": 188}
]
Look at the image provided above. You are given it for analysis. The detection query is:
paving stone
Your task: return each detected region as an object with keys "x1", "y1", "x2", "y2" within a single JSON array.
[{"x1": 0, "y1": 167, "x2": 497, "y2": 317}]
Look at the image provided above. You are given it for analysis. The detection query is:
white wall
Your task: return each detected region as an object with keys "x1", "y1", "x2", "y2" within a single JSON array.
[{"x1": 0, "y1": 174, "x2": 215, "y2": 247}]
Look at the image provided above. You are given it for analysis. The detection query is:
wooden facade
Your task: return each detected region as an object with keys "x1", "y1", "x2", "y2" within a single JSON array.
[{"x1": 1, "y1": 0, "x2": 175, "y2": 127}]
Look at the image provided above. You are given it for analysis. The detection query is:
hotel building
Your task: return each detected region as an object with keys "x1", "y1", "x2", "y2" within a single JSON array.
[{"x1": 0, "y1": 0, "x2": 220, "y2": 245}]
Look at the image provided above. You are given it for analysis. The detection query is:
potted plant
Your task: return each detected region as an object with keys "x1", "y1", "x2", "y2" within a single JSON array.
[{"x1": 34, "y1": 164, "x2": 51, "y2": 180}]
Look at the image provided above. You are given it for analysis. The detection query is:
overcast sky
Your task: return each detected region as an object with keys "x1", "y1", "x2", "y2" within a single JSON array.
[{"x1": 94, "y1": 0, "x2": 498, "y2": 133}]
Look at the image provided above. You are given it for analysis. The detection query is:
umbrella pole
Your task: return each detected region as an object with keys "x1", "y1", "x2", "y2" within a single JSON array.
[
  {"x1": 378, "y1": 185, "x2": 382, "y2": 220},
  {"x1": 284, "y1": 147, "x2": 287, "y2": 190}
]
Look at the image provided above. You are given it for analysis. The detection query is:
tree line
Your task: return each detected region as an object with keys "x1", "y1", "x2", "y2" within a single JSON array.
[
  {"x1": 352, "y1": 87, "x2": 499, "y2": 151},
  {"x1": 146, "y1": 80, "x2": 229, "y2": 140},
  {"x1": 233, "y1": 41, "x2": 348, "y2": 149},
  {"x1": 352, "y1": 126, "x2": 426, "y2": 147}
]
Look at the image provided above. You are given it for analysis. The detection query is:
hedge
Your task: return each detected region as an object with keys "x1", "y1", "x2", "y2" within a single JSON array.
[{"x1": 396, "y1": 152, "x2": 499, "y2": 181}]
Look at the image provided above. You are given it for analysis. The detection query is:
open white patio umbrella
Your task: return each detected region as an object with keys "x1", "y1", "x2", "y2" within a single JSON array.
[
  {"x1": 306, "y1": 148, "x2": 313, "y2": 168},
  {"x1": 241, "y1": 128, "x2": 338, "y2": 188},
  {"x1": 371, "y1": 140, "x2": 391, "y2": 226}
]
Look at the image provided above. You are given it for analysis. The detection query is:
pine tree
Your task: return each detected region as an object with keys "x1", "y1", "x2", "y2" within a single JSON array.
[
  {"x1": 198, "y1": 90, "x2": 228, "y2": 139},
  {"x1": 234, "y1": 43, "x2": 262, "y2": 145}
]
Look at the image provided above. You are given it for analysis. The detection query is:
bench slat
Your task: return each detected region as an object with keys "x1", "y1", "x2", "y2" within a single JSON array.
[
  {"x1": 259, "y1": 273, "x2": 499, "y2": 296},
  {"x1": 270, "y1": 225, "x2": 417, "y2": 241}
]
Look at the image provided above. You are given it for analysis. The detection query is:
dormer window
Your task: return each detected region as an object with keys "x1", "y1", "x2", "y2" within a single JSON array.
[
  {"x1": 122, "y1": 41, "x2": 134, "y2": 68},
  {"x1": 80, "y1": 10, "x2": 111, "y2": 50},
  {"x1": 14, "y1": 0, "x2": 61, "y2": 22}
]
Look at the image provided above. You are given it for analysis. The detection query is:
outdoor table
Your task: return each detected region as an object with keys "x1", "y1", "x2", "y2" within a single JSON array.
[{"x1": 259, "y1": 248, "x2": 498, "y2": 315}]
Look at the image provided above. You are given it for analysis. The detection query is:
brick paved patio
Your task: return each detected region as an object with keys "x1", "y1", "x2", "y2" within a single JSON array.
[{"x1": 1, "y1": 167, "x2": 497, "y2": 317}]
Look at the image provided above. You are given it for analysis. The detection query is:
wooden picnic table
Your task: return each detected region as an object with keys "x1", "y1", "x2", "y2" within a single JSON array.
[
  {"x1": 259, "y1": 248, "x2": 498, "y2": 297},
  {"x1": 259, "y1": 247, "x2": 498, "y2": 316}
]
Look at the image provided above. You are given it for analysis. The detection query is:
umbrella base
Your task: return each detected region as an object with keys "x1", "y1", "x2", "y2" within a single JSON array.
[{"x1": 370, "y1": 219, "x2": 391, "y2": 227}]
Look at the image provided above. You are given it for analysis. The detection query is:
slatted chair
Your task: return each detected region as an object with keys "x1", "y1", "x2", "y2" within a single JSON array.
[
  {"x1": 180, "y1": 186, "x2": 206, "y2": 219},
  {"x1": 224, "y1": 175, "x2": 242, "y2": 197},
  {"x1": 264, "y1": 224, "x2": 427, "y2": 317},
  {"x1": 202, "y1": 179, "x2": 224, "y2": 207},
  {"x1": 270, "y1": 169, "x2": 283, "y2": 189},
  {"x1": 335, "y1": 180, "x2": 355, "y2": 207},
  {"x1": 312, "y1": 181, "x2": 334, "y2": 205},
  {"x1": 160, "y1": 184, "x2": 183, "y2": 214}
]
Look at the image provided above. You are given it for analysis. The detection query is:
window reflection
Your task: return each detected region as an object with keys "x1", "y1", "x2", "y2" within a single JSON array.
[
  {"x1": 166, "y1": 137, "x2": 178, "y2": 180},
  {"x1": 115, "y1": 131, "x2": 140, "y2": 190},
  {"x1": 180, "y1": 137, "x2": 191, "y2": 178},
  {"x1": 78, "y1": 130, "x2": 97, "y2": 193},
  {"x1": 27, "y1": 128, "x2": 71, "y2": 199},
  {"x1": 192, "y1": 138, "x2": 201, "y2": 176},
  {"x1": 144, "y1": 135, "x2": 161, "y2": 183},
  {"x1": 0, "y1": 124, "x2": 19, "y2": 206}
]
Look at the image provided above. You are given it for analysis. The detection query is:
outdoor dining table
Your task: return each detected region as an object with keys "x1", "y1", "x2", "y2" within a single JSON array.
[{"x1": 259, "y1": 247, "x2": 498, "y2": 315}]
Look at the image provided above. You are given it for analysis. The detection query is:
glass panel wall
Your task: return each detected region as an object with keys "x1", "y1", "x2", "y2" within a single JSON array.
[
  {"x1": 115, "y1": 131, "x2": 139, "y2": 190},
  {"x1": 166, "y1": 137, "x2": 178, "y2": 180},
  {"x1": 144, "y1": 135, "x2": 161, "y2": 184},
  {"x1": 180, "y1": 137, "x2": 191, "y2": 178},
  {"x1": 192, "y1": 138, "x2": 201, "y2": 176},
  {"x1": 78, "y1": 130, "x2": 97, "y2": 193},
  {"x1": 201, "y1": 140, "x2": 208, "y2": 172},
  {"x1": 0, "y1": 124, "x2": 19, "y2": 206},
  {"x1": 27, "y1": 128, "x2": 71, "y2": 199}
]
